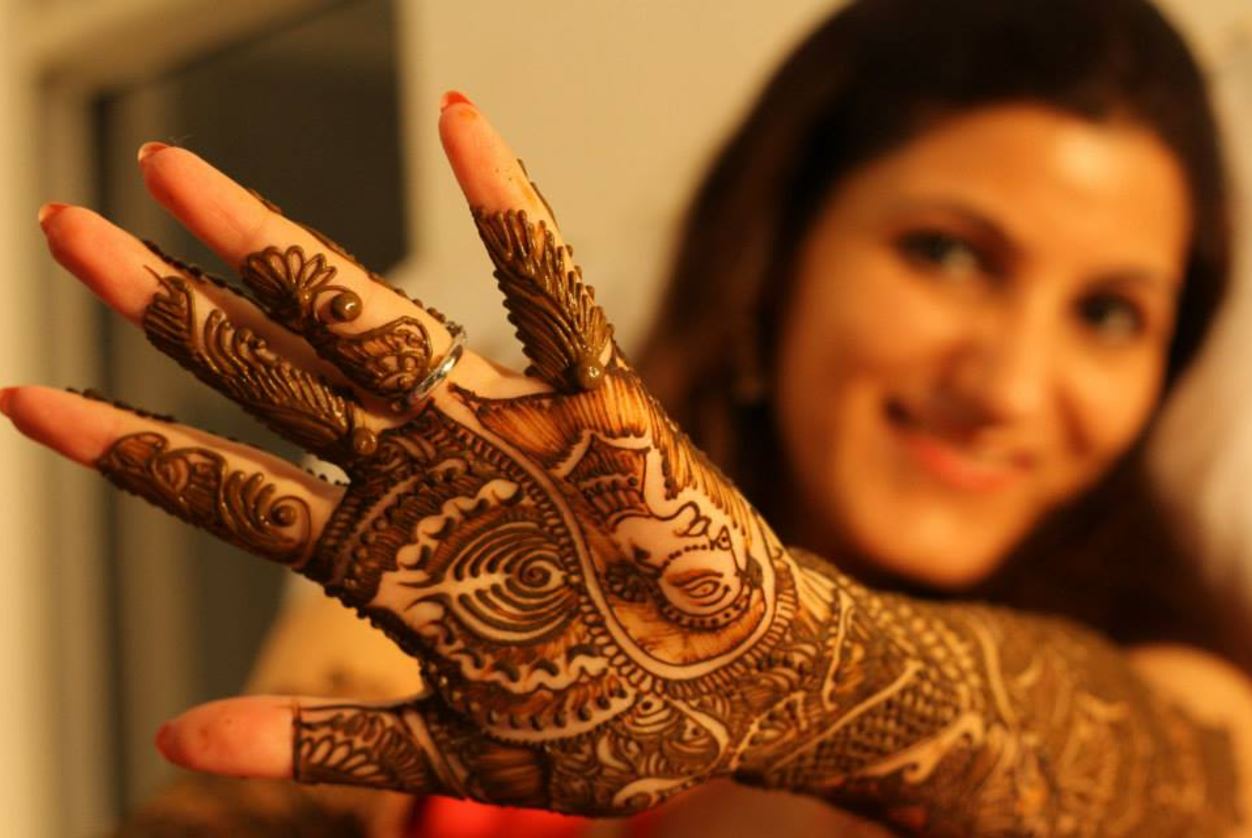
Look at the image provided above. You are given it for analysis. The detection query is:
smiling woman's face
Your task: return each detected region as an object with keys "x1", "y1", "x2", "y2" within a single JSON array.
[{"x1": 774, "y1": 103, "x2": 1191, "y2": 588}]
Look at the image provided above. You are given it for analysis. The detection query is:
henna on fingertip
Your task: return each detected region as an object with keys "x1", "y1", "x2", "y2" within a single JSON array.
[
  {"x1": 238, "y1": 244, "x2": 466, "y2": 412},
  {"x1": 97, "y1": 433, "x2": 316, "y2": 567},
  {"x1": 138, "y1": 267, "x2": 378, "y2": 463},
  {"x1": 472, "y1": 208, "x2": 612, "y2": 393}
]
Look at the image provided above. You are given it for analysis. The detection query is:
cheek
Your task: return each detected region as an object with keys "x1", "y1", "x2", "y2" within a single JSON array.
[
  {"x1": 1053, "y1": 351, "x2": 1165, "y2": 492},
  {"x1": 773, "y1": 255, "x2": 967, "y2": 549},
  {"x1": 778, "y1": 249, "x2": 957, "y2": 401},
  {"x1": 774, "y1": 257, "x2": 909, "y2": 475}
]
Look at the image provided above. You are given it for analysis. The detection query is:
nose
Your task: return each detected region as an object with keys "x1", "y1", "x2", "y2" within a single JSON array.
[{"x1": 946, "y1": 300, "x2": 1053, "y2": 425}]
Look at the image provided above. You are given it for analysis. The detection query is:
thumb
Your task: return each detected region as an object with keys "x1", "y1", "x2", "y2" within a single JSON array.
[{"x1": 156, "y1": 693, "x2": 548, "y2": 806}]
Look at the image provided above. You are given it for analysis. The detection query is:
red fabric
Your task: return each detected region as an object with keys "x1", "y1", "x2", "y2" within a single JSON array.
[{"x1": 409, "y1": 797, "x2": 663, "y2": 838}]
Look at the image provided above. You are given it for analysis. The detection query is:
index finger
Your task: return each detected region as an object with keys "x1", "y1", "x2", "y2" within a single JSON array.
[{"x1": 439, "y1": 93, "x2": 618, "y2": 393}]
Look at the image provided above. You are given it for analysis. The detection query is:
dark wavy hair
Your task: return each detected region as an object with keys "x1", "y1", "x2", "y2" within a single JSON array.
[{"x1": 639, "y1": 0, "x2": 1245, "y2": 661}]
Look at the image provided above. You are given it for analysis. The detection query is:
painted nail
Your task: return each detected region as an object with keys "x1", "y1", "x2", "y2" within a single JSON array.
[
  {"x1": 37, "y1": 202, "x2": 68, "y2": 228},
  {"x1": 154, "y1": 722, "x2": 175, "y2": 758},
  {"x1": 0, "y1": 387, "x2": 14, "y2": 418},
  {"x1": 137, "y1": 141, "x2": 170, "y2": 164},
  {"x1": 439, "y1": 90, "x2": 474, "y2": 112}
]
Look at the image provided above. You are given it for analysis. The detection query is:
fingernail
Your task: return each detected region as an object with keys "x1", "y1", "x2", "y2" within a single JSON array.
[
  {"x1": 0, "y1": 387, "x2": 13, "y2": 418},
  {"x1": 154, "y1": 722, "x2": 175, "y2": 758},
  {"x1": 440, "y1": 90, "x2": 474, "y2": 112},
  {"x1": 37, "y1": 202, "x2": 68, "y2": 229},
  {"x1": 137, "y1": 141, "x2": 170, "y2": 164}
]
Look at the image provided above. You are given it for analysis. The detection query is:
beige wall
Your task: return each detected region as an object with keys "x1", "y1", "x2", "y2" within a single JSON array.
[
  {"x1": 0, "y1": 3, "x2": 54, "y2": 836},
  {"x1": 391, "y1": 1, "x2": 837, "y2": 363}
]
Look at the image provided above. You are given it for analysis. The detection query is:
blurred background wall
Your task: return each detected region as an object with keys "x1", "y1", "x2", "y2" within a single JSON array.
[{"x1": 0, "y1": 1, "x2": 1248, "y2": 835}]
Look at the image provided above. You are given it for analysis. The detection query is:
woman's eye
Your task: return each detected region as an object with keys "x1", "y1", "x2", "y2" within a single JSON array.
[
  {"x1": 1076, "y1": 293, "x2": 1144, "y2": 342},
  {"x1": 897, "y1": 231, "x2": 984, "y2": 279}
]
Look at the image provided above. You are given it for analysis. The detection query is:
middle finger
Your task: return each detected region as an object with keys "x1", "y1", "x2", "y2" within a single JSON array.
[{"x1": 137, "y1": 143, "x2": 501, "y2": 410}]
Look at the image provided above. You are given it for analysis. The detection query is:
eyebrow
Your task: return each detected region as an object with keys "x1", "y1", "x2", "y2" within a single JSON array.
[
  {"x1": 1087, "y1": 268, "x2": 1177, "y2": 294},
  {"x1": 889, "y1": 198, "x2": 1018, "y2": 256},
  {"x1": 889, "y1": 197, "x2": 1179, "y2": 292}
]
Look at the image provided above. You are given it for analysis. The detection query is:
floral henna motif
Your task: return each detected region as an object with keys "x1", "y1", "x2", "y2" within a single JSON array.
[
  {"x1": 240, "y1": 244, "x2": 360, "y2": 327},
  {"x1": 98, "y1": 432, "x2": 314, "y2": 566},
  {"x1": 141, "y1": 268, "x2": 376, "y2": 461},
  {"x1": 239, "y1": 245, "x2": 438, "y2": 409}
]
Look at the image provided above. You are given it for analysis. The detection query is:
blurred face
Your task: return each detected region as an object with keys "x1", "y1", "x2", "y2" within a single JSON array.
[{"x1": 774, "y1": 104, "x2": 1191, "y2": 588}]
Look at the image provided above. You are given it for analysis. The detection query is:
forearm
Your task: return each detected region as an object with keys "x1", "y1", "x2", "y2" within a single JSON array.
[{"x1": 733, "y1": 548, "x2": 1241, "y2": 836}]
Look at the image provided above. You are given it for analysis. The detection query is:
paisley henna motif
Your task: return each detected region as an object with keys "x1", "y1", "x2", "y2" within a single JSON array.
[
  {"x1": 325, "y1": 317, "x2": 433, "y2": 412},
  {"x1": 98, "y1": 432, "x2": 313, "y2": 566}
]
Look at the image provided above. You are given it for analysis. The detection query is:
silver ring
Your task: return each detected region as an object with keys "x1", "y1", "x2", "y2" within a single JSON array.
[{"x1": 402, "y1": 325, "x2": 467, "y2": 409}]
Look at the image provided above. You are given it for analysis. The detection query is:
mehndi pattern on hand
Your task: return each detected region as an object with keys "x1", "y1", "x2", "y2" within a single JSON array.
[
  {"x1": 240, "y1": 244, "x2": 438, "y2": 411},
  {"x1": 54, "y1": 112, "x2": 1239, "y2": 834},
  {"x1": 99, "y1": 431, "x2": 314, "y2": 567}
]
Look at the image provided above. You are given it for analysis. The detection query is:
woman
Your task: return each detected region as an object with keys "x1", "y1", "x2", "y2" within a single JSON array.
[
  {"x1": 643, "y1": 0, "x2": 1246, "y2": 654},
  {"x1": 5, "y1": 0, "x2": 1251, "y2": 835}
]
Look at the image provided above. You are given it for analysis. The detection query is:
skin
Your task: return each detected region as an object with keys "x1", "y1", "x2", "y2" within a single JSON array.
[
  {"x1": 2, "y1": 96, "x2": 1251, "y2": 835},
  {"x1": 775, "y1": 104, "x2": 1191, "y2": 587}
]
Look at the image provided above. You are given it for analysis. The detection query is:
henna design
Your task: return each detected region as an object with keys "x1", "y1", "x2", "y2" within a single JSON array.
[
  {"x1": 473, "y1": 209, "x2": 612, "y2": 392},
  {"x1": 241, "y1": 244, "x2": 364, "y2": 330},
  {"x1": 326, "y1": 317, "x2": 434, "y2": 411},
  {"x1": 93, "y1": 200, "x2": 1240, "y2": 830},
  {"x1": 98, "y1": 432, "x2": 313, "y2": 566},
  {"x1": 293, "y1": 703, "x2": 433, "y2": 791},
  {"x1": 240, "y1": 245, "x2": 445, "y2": 410},
  {"x1": 293, "y1": 698, "x2": 553, "y2": 807},
  {"x1": 298, "y1": 204, "x2": 1241, "y2": 827},
  {"x1": 141, "y1": 269, "x2": 374, "y2": 461},
  {"x1": 297, "y1": 360, "x2": 789, "y2": 811},
  {"x1": 725, "y1": 552, "x2": 1242, "y2": 836}
]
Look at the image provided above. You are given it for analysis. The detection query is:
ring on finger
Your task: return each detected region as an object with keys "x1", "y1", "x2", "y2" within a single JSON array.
[{"x1": 399, "y1": 323, "x2": 466, "y2": 410}]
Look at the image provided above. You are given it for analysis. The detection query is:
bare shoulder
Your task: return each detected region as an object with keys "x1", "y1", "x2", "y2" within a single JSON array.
[
  {"x1": 1129, "y1": 644, "x2": 1252, "y2": 726},
  {"x1": 1130, "y1": 643, "x2": 1252, "y2": 834}
]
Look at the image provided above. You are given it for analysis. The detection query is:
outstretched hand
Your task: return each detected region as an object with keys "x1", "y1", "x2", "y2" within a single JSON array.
[{"x1": 4, "y1": 93, "x2": 802, "y2": 815}]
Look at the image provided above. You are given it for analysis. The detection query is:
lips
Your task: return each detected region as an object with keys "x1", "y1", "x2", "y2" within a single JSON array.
[{"x1": 885, "y1": 398, "x2": 1029, "y2": 493}]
